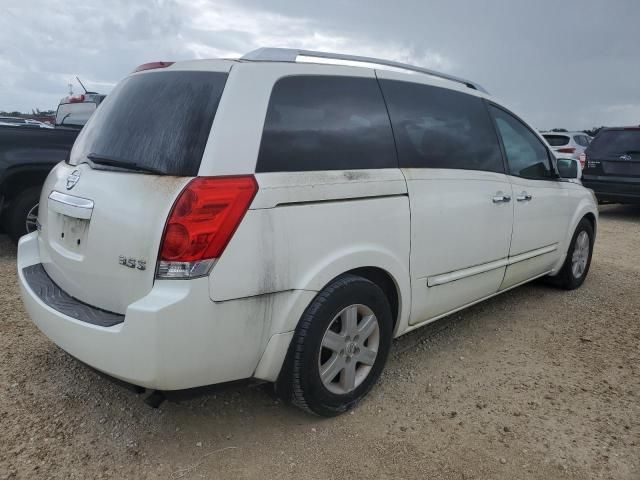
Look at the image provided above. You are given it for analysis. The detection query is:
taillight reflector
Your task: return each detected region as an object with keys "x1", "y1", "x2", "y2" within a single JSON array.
[
  {"x1": 557, "y1": 147, "x2": 576, "y2": 154},
  {"x1": 157, "y1": 176, "x2": 258, "y2": 278},
  {"x1": 133, "y1": 61, "x2": 175, "y2": 73}
]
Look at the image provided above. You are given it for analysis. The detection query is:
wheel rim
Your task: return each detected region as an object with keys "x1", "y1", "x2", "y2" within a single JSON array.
[
  {"x1": 571, "y1": 230, "x2": 590, "y2": 278},
  {"x1": 25, "y1": 203, "x2": 39, "y2": 234},
  {"x1": 318, "y1": 304, "x2": 380, "y2": 395}
]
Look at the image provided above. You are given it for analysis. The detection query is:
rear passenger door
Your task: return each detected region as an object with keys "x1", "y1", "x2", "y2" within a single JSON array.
[
  {"x1": 378, "y1": 73, "x2": 514, "y2": 325},
  {"x1": 488, "y1": 105, "x2": 569, "y2": 289}
]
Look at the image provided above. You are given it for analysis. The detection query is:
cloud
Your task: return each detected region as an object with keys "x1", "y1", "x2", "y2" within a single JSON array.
[
  {"x1": 0, "y1": 0, "x2": 638, "y2": 129},
  {"x1": 0, "y1": 0, "x2": 451, "y2": 112}
]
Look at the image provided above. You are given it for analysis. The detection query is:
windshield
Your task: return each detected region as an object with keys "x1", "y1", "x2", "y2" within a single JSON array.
[
  {"x1": 588, "y1": 129, "x2": 640, "y2": 157},
  {"x1": 69, "y1": 70, "x2": 228, "y2": 176}
]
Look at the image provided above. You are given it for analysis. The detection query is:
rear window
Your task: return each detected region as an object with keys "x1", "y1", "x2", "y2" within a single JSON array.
[
  {"x1": 588, "y1": 129, "x2": 640, "y2": 156},
  {"x1": 55, "y1": 102, "x2": 98, "y2": 128},
  {"x1": 379, "y1": 80, "x2": 504, "y2": 173},
  {"x1": 542, "y1": 134, "x2": 570, "y2": 147},
  {"x1": 70, "y1": 70, "x2": 228, "y2": 176},
  {"x1": 256, "y1": 75, "x2": 396, "y2": 172}
]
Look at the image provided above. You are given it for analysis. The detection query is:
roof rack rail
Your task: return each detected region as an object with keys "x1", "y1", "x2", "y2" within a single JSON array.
[{"x1": 241, "y1": 47, "x2": 488, "y2": 94}]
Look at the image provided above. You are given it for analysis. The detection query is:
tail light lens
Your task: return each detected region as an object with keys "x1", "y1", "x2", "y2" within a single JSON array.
[
  {"x1": 578, "y1": 152, "x2": 586, "y2": 169},
  {"x1": 557, "y1": 147, "x2": 576, "y2": 154},
  {"x1": 157, "y1": 176, "x2": 258, "y2": 279}
]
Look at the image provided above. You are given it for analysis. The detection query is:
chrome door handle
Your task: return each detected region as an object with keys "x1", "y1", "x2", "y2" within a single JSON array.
[
  {"x1": 516, "y1": 192, "x2": 533, "y2": 202},
  {"x1": 492, "y1": 194, "x2": 511, "y2": 203}
]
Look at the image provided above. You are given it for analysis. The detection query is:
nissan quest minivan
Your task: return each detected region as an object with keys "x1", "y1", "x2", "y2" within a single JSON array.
[{"x1": 17, "y1": 48, "x2": 597, "y2": 416}]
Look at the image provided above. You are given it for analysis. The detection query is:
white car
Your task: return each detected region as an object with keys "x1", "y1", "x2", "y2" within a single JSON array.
[
  {"x1": 542, "y1": 131, "x2": 591, "y2": 168},
  {"x1": 17, "y1": 49, "x2": 598, "y2": 416}
]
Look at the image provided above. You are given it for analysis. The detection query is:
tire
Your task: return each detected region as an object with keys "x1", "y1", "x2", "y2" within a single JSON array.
[
  {"x1": 277, "y1": 274, "x2": 393, "y2": 417},
  {"x1": 5, "y1": 187, "x2": 41, "y2": 243},
  {"x1": 550, "y1": 218, "x2": 594, "y2": 290}
]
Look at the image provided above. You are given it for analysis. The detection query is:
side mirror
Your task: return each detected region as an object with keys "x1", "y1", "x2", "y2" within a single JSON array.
[{"x1": 556, "y1": 158, "x2": 580, "y2": 180}]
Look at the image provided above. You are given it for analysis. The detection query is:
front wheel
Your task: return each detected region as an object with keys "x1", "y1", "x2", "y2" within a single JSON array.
[
  {"x1": 550, "y1": 218, "x2": 594, "y2": 290},
  {"x1": 277, "y1": 274, "x2": 393, "y2": 417}
]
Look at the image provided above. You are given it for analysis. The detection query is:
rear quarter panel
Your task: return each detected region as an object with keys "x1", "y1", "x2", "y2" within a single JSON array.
[{"x1": 208, "y1": 170, "x2": 411, "y2": 336}]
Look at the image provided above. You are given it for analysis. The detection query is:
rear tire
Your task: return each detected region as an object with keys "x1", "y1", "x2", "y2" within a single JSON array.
[
  {"x1": 549, "y1": 218, "x2": 594, "y2": 290},
  {"x1": 277, "y1": 274, "x2": 393, "y2": 417},
  {"x1": 5, "y1": 187, "x2": 41, "y2": 243}
]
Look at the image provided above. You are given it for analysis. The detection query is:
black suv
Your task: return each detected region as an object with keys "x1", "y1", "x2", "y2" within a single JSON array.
[
  {"x1": 582, "y1": 127, "x2": 640, "y2": 204},
  {"x1": 0, "y1": 93, "x2": 105, "y2": 241}
]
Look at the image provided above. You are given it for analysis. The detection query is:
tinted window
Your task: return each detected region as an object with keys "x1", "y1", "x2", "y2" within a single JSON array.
[
  {"x1": 588, "y1": 129, "x2": 640, "y2": 156},
  {"x1": 543, "y1": 134, "x2": 570, "y2": 147},
  {"x1": 490, "y1": 106, "x2": 552, "y2": 179},
  {"x1": 70, "y1": 71, "x2": 227, "y2": 176},
  {"x1": 257, "y1": 76, "x2": 396, "y2": 172},
  {"x1": 379, "y1": 80, "x2": 503, "y2": 173},
  {"x1": 573, "y1": 135, "x2": 589, "y2": 147}
]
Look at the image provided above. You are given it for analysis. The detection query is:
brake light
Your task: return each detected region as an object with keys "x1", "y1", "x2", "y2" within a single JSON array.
[
  {"x1": 578, "y1": 152, "x2": 586, "y2": 169},
  {"x1": 157, "y1": 176, "x2": 258, "y2": 279},
  {"x1": 67, "y1": 94, "x2": 85, "y2": 103},
  {"x1": 557, "y1": 147, "x2": 576, "y2": 154},
  {"x1": 133, "y1": 61, "x2": 175, "y2": 73}
]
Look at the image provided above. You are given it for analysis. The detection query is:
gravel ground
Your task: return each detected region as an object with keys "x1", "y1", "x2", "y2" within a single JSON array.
[{"x1": 1, "y1": 204, "x2": 639, "y2": 480}]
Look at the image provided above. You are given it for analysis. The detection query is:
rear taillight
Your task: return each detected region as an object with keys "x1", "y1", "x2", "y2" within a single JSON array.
[
  {"x1": 578, "y1": 152, "x2": 586, "y2": 169},
  {"x1": 67, "y1": 94, "x2": 85, "y2": 103},
  {"x1": 156, "y1": 176, "x2": 258, "y2": 279},
  {"x1": 557, "y1": 147, "x2": 576, "y2": 154}
]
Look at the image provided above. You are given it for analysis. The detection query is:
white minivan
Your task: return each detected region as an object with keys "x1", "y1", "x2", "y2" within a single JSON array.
[{"x1": 18, "y1": 48, "x2": 597, "y2": 416}]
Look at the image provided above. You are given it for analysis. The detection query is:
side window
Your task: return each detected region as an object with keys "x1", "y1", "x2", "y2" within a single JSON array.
[
  {"x1": 256, "y1": 75, "x2": 396, "y2": 172},
  {"x1": 489, "y1": 106, "x2": 552, "y2": 180},
  {"x1": 574, "y1": 135, "x2": 588, "y2": 147},
  {"x1": 378, "y1": 79, "x2": 504, "y2": 173}
]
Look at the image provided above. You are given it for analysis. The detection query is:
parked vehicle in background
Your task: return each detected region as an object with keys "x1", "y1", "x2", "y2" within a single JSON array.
[
  {"x1": 582, "y1": 127, "x2": 640, "y2": 204},
  {"x1": 17, "y1": 48, "x2": 597, "y2": 417},
  {"x1": 0, "y1": 117, "x2": 53, "y2": 129},
  {"x1": 542, "y1": 131, "x2": 591, "y2": 168},
  {"x1": 0, "y1": 93, "x2": 104, "y2": 241}
]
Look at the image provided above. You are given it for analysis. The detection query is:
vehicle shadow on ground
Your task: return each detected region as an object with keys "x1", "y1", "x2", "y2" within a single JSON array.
[{"x1": 598, "y1": 203, "x2": 640, "y2": 221}]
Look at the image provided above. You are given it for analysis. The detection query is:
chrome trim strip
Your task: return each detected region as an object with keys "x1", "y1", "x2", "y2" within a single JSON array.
[
  {"x1": 48, "y1": 191, "x2": 94, "y2": 220},
  {"x1": 507, "y1": 244, "x2": 558, "y2": 265},
  {"x1": 49, "y1": 191, "x2": 94, "y2": 209},
  {"x1": 427, "y1": 258, "x2": 508, "y2": 287},
  {"x1": 426, "y1": 243, "x2": 559, "y2": 287}
]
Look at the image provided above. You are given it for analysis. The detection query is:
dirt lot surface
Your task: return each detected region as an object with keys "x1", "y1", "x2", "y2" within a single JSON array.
[{"x1": 1, "y1": 205, "x2": 638, "y2": 480}]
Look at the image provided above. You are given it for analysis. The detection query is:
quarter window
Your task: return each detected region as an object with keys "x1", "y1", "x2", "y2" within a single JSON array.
[
  {"x1": 490, "y1": 106, "x2": 552, "y2": 180},
  {"x1": 378, "y1": 80, "x2": 504, "y2": 173},
  {"x1": 256, "y1": 75, "x2": 396, "y2": 172}
]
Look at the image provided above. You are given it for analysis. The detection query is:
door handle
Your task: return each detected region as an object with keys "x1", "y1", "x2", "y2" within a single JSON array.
[
  {"x1": 516, "y1": 192, "x2": 533, "y2": 202},
  {"x1": 492, "y1": 193, "x2": 512, "y2": 203}
]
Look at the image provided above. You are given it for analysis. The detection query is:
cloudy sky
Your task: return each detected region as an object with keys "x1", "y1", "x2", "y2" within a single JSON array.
[{"x1": 1, "y1": 0, "x2": 638, "y2": 130}]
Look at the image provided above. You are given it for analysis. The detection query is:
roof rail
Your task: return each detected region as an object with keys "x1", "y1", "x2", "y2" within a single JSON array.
[{"x1": 241, "y1": 47, "x2": 488, "y2": 94}]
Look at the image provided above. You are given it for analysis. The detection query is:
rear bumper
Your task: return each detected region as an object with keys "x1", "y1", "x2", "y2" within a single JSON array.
[
  {"x1": 582, "y1": 178, "x2": 640, "y2": 204},
  {"x1": 17, "y1": 232, "x2": 303, "y2": 390}
]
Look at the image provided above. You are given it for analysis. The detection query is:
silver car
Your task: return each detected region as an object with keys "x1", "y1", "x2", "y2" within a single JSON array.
[{"x1": 542, "y1": 131, "x2": 591, "y2": 167}]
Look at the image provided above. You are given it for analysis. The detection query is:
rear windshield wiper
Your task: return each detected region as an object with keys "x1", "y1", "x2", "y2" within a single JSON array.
[{"x1": 86, "y1": 153, "x2": 164, "y2": 174}]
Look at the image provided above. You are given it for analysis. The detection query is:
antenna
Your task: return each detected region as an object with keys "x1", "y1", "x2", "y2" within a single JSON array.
[{"x1": 76, "y1": 76, "x2": 88, "y2": 94}]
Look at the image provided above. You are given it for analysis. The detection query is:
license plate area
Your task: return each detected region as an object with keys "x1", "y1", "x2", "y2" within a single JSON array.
[{"x1": 50, "y1": 212, "x2": 91, "y2": 253}]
